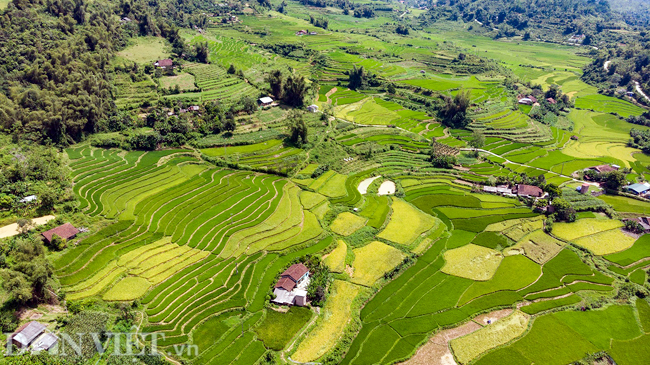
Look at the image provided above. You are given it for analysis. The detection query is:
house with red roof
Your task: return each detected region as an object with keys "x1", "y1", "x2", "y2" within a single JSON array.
[
  {"x1": 272, "y1": 263, "x2": 310, "y2": 306},
  {"x1": 41, "y1": 223, "x2": 79, "y2": 245}
]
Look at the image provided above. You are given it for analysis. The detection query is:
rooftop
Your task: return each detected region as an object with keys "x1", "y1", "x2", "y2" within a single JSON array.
[
  {"x1": 42, "y1": 223, "x2": 79, "y2": 243},
  {"x1": 13, "y1": 321, "x2": 46, "y2": 347}
]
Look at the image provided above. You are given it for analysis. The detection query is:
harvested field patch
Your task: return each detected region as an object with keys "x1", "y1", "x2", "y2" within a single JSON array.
[
  {"x1": 450, "y1": 310, "x2": 529, "y2": 364},
  {"x1": 508, "y1": 230, "x2": 565, "y2": 264}
]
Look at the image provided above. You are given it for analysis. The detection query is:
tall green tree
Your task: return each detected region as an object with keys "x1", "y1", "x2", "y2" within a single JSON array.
[
  {"x1": 287, "y1": 111, "x2": 308, "y2": 145},
  {"x1": 267, "y1": 70, "x2": 284, "y2": 100},
  {"x1": 282, "y1": 74, "x2": 308, "y2": 107}
]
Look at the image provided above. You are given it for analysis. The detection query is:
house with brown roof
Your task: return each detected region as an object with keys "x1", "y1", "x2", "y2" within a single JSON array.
[
  {"x1": 515, "y1": 184, "x2": 544, "y2": 198},
  {"x1": 154, "y1": 59, "x2": 173, "y2": 69},
  {"x1": 41, "y1": 223, "x2": 79, "y2": 245},
  {"x1": 272, "y1": 263, "x2": 310, "y2": 306},
  {"x1": 589, "y1": 164, "x2": 619, "y2": 173},
  {"x1": 546, "y1": 97, "x2": 556, "y2": 104}
]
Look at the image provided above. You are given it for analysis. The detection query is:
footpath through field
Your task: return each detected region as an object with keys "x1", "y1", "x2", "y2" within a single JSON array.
[
  {"x1": 0, "y1": 215, "x2": 56, "y2": 239},
  {"x1": 460, "y1": 148, "x2": 598, "y2": 186}
]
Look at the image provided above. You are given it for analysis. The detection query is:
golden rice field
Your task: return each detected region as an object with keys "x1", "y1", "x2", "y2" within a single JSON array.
[
  {"x1": 442, "y1": 244, "x2": 503, "y2": 281},
  {"x1": 292, "y1": 280, "x2": 361, "y2": 362},
  {"x1": 351, "y1": 241, "x2": 405, "y2": 286},
  {"x1": 323, "y1": 240, "x2": 348, "y2": 273},
  {"x1": 450, "y1": 310, "x2": 530, "y2": 364},
  {"x1": 330, "y1": 212, "x2": 368, "y2": 236},
  {"x1": 378, "y1": 198, "x2": 440, "y2": 247}
]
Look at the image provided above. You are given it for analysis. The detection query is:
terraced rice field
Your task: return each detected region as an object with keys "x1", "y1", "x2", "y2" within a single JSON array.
[
  {"x1": 181, "y1": 63, "x2": 260, "y2": 105},
  {"x1": 201, "y1": 139, "x2": 306, "y2": 175},
  {"x1": 61, "y1": 146, "x2": 329, "y2": 363}
]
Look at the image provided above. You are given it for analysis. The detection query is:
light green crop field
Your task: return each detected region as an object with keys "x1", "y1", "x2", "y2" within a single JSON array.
[
  {"x1": 599, "y1": 195, "x2": 650, "y2": 215},
  {"x1": 116, "y1": 37, "x2": 171, "y2": 64},
  {"x1": 159, "y1": 73, "x2": 196, "y2": 91}
]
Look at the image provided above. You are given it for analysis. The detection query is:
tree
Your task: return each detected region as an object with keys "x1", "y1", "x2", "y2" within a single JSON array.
[
  {"x1": 267, "y1": 70, "x2": 283, "y2": 100},
  {"x1": 2, "y1": 272, "x2": 33, "y2": 304},
  {"x1": 282, "y1": 74, "x2": 308, "y2": 107},
  {"x1": 431, "y1": 154, "x2": 456, "y2": 169},
  {"x1": 386, "y1": 83, "x2": 396, "y2": 94},
  {"x1": 227, "y1": 64, "x2": 236, "y2": 74},
  {"x1": 469, "y1": 130, "x2": 485, "y2": 148},
  {"x1": 348, "y1": 65, "x2": 366, "y2": 90},
  {"x1": 16, "y1": 219, "x2": 31, "y2": 235},
  {"x1": 440, "y1": 90, "x2": 471, "y2": 128},
  {"x1": 544, "y1": 183, "x2": 562, "y2": 199},
  {"x1": 195, "y1": 42, "x2": 209, "y2": 63},
  {"x1": 50, "y1": 235, "x2": 66, "y2": 251},
  {"x1": 625, "y1": 220, "x2": 645, "y2": 234},
  {"x1": 287, "y1": 111, "x2": 308, "y2": 146},
  {"x1": 552, "y1": 198, "x2": 576, "y2": 222},
  {"x1": 223, "y1": 113, "x2": 237, "y2": 132},
  {"x1": 604, "y1": 171, "x2": 626, "y2": 191}
]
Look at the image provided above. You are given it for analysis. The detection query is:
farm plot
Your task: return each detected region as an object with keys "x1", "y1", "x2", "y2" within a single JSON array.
[
  {"x1": 442, "y1": 244, "x2": 503, "y2": 281},
  {"x1": 450, "y1": 310, "x2": 529, "y2": 364},
  {"x1": 575, "y1": 94, "x2": 645, "y2": 118},
  {"x1": 474, "y1": 305, "x2": 642, "y2": 365},
  {"x1": 377, "y1": 198, "x2": 440, "y2": 248},
  {"x1": 323, "y1": 240, "x2": 347, "y2": 272},
  {"x1": 292, "y1": 280, "x2": 361, "y2": 362},
  {"x1": 330, "y1": 212, "x2": 367, "y2": 236},
  {"x1": 351, "y1": 241, "x2": 405, "y2": 286},
  {"x1": 553, "y1": 218, "x2": 635, "y2": 255},
  {"x1": 183, "y1": 63, "x2": 260, "y2": 106},
  {"x1": 201, "y1": 139, "x2": 306, "y2": 175},
  {"x1": 59, "y1": 148, "x2": 332, "y2": 362}
]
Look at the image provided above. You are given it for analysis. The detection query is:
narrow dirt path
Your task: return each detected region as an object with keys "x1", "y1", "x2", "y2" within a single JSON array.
[{"x1": 460, "y1": 147, "x2": 597, "y2": 187}]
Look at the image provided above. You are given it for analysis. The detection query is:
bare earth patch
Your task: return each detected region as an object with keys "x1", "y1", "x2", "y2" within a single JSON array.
[
  {"x1": 378, "y1": 180, "x2": 396, "y2": 195},
  {"x1": 0, "y1": 215, "x2": 55, "y2": 239},
  {"x1": 357, "y1": 176, "x2": 381, "y2": 194},
  {"x1": 400, "y1": 308, "x2": 515, "y2": 365}
]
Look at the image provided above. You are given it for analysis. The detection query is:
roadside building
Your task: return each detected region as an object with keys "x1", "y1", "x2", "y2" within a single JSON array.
[{"x1": 42, "y1": 223, "x2": 79, "y2": 245}]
